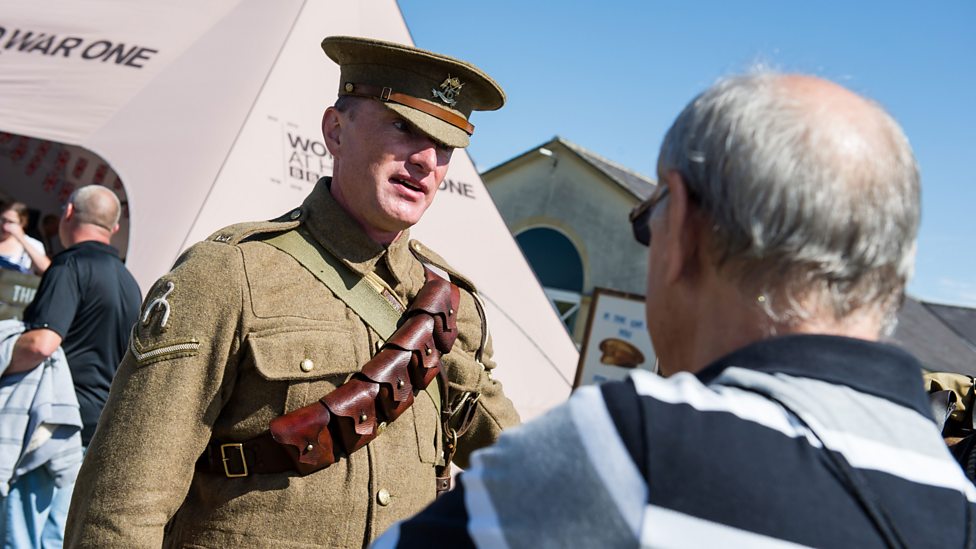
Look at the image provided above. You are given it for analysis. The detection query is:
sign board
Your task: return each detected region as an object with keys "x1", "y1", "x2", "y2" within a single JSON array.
[
  {"x1": 0, "y1": 269, "x2": 40, "y2": 321},
  {"x1": 575, "y1": 287, "x2": 658, "y2": 387}
]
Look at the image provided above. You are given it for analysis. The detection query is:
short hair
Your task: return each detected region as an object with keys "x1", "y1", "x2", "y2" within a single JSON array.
[
  {"x1": 69, "y1": 185, "x2": 121, "y2": 231},
  {"x1": 333, "y1": 94, "x2": 365, "y2": 116},
  {"x1": 657, "y1": 72, "x2": 920, "y2": 332},
  {"x1": 0, "y1": 201, "x2": 29, "y2": 227}
]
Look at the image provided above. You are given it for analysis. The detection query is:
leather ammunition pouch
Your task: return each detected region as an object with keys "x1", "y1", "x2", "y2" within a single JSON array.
[
  {"x1": 199, "y1": 268, "x2": 459, "y2": 476},
  {"x1": 269, "y1": 267, "x2": 460, "y2": 474},
  {"x1": 197, "y1": 227, "x2": 480, "y2": 490}
]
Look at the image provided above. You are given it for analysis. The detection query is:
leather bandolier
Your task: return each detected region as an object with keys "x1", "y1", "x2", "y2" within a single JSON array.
[
  {"x1": 269, "y1": 267, "x2": 459, "y2": 475},
  {"x1": 198, "y1": 229, "x2": 479, "y2": 495}
]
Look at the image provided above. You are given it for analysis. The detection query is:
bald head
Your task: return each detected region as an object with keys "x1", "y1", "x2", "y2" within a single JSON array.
[
  {"x1": 657, "y1": 71, "x2": 920, "y2": 333},
  {"x1": 68, "y1": 185, "x2": 121, "y2": 232},
  {"x1": 779, "y1": 75, "x2": 908, "y2": 178}
]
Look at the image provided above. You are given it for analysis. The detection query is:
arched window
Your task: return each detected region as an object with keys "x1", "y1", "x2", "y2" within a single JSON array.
[{"x1": 515, "y1": 227, "x2": 584, "y2": 333}]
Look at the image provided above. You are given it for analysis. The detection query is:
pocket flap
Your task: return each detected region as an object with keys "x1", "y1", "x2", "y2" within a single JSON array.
[{"x1": 248, "y1": 327, "x2": 359, "y2": 381}]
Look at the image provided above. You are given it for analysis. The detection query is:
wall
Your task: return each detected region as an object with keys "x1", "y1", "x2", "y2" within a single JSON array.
[{"x1": 485, "y1": 143, "x2": 649, "y2": 298}]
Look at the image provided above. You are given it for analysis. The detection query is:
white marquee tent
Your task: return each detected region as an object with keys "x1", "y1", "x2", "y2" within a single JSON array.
[{"x1": 0, "y1": 0, "x2": 578, "y2": 419}]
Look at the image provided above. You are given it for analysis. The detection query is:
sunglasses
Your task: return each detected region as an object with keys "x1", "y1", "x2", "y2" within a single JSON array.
[{"x1": 629, "y1": 185, "x2": 670, "y2": 246}]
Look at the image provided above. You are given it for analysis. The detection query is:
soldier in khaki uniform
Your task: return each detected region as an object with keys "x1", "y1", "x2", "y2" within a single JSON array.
[{"x1": 64, "y1": 36, "x2": 520, "y2": 548}]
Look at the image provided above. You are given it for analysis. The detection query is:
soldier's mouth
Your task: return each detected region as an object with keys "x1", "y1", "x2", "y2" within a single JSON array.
[{"x1": 392, "y1": 177, "x2": 423, "y2": 193}]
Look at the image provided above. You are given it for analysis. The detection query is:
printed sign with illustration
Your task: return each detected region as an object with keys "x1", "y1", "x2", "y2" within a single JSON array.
[{"x1": 575, "y1": 288, "x2": 658, "y2": 387}]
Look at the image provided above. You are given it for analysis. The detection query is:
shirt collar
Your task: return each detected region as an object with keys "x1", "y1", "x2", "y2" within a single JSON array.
[
  {"x1": 65, "y1": 240, "x2": 119, "y2": 257},
  {"x1": 695, "y1": 334, "x2": 931, "y2": 418},
  {"x1": 299, "y1": 177, "x2": 415, "y2": 287}
]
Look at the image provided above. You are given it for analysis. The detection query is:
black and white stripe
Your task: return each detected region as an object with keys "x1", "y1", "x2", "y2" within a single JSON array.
[{"x1": 375, "y1": 335, "x2": 975, "y2": 548}]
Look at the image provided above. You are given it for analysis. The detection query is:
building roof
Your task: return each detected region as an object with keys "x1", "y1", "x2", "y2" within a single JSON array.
[
  {"x1": 554, "y1": 138, "x2": 656, "y2": 201},
  {"x1": 888, "y1": 297, "x2": 976, "y2": 376},
  {"x1": 482, "y1": 136, "x2": 656, "y2": 201},
  {"x1": 924, "y1": 302, "x2": 976, "y2": 350}
]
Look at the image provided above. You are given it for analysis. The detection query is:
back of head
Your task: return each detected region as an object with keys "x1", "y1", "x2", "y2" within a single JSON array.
[
  {"x1": 69, "y1": 185, "x2": 121, "y2": 232},
  {"x1": 657, "y1": 72, "x2": 920, "y2": 333}
]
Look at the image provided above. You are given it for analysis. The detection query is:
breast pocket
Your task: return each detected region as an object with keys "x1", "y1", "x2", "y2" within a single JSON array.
[{"x1": 247, "y1": 325, "x2": 362, "y2": 414}]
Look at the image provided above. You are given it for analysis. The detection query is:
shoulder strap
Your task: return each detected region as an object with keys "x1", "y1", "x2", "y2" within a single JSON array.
[
  {"x1": 263, "y1": 228, "x2": 400, "y2": 339},
  {"x1": 263, "y1": 228, "x2": 444, "y2": 421}
]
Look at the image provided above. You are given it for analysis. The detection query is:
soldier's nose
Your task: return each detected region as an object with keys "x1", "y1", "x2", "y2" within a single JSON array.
[{"x1": 409, "y1": 144, "x2": 438, "y2": 175}]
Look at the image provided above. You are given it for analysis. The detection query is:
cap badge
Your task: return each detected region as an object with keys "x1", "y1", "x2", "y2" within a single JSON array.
[{"x1": 432, "y1": 75, "x2": 463, "y2": 107}]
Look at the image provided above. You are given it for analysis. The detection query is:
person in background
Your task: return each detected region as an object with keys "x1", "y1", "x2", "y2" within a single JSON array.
[
  {"x1": 0, "y1": 201, "x2": 49, "y2": 275},
  {"x1": 2, "y1": 185, "x2": 141, "y2": 547},
  {"x1": 39, "y1": 214, "x2": 64, "y2": 259},
  {"x1": 374, "y1": 72, "x2": 976, "y2": 548}
]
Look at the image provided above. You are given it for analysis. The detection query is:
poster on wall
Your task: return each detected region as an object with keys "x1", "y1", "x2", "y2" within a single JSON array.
[{"x1": 575, "y1": 287, "x2": 658, "y2": 387}]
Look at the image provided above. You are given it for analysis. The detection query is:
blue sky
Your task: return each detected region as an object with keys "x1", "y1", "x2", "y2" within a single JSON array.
[{"x1": 398, "y1": 0, "x2": 976, "y2": 307}]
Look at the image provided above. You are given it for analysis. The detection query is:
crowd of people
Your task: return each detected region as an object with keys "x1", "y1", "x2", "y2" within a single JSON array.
[{"x1": 0, "y1": 34, "x2": 972, "y2": 549}]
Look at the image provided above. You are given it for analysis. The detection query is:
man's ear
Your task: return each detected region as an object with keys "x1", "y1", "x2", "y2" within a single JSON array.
[
  {"x1": 660, "y1": 171, "x2": 703, "y2": 285},
  {"x1": 322, "y1": 107, "x2": 342, "y2": 158},
  {"x1": 62, "y1": 203, "x2": 75, "y2": 222}
]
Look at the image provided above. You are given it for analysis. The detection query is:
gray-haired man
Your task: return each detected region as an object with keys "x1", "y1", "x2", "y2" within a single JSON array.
[{"x1": 374, "y1": 73, "x2": 975, "y2": 548}]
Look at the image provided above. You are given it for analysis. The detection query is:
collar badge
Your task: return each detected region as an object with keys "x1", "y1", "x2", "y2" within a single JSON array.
[{"x1": 432, "y1": 75, "x2": 463, "y2": 107}]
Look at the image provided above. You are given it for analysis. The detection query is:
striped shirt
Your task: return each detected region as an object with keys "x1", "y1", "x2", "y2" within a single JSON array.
[{"x1": 374, "y1": 335, "x2": 976, "y2": 548}]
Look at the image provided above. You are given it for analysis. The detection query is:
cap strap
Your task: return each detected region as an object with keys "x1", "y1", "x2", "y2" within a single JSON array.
[{"x1": 341, "y1": 82, "x2": 475, "y2": 136}]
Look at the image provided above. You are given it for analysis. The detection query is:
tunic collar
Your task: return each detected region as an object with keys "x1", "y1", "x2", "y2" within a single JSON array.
[{"x1": 299, "y1": 177, "x2": 416, "y2": 289}]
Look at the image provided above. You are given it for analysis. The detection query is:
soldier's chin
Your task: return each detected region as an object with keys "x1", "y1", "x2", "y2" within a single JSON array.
[{"x1": 392, "y1": 204, "x2": 432, "y2": 228}]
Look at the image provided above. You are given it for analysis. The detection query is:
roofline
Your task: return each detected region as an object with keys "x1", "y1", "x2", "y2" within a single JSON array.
[
  {"x1": 480, "y1": 136, "x2": 561, "y2": 181},
  {"x1": 480, "y1": 136, "x2": 656, "y2": 201},
  {"x1": 554, "y1": 137, "x2": 656, "y2": 187}
]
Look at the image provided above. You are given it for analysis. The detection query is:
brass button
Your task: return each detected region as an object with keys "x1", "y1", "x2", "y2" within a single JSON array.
[
  {"x1": 449, "y1": 308, "x2": 454, "y2": 316},
  {"x1": 289, "y1": 208, "x2": 301, "y2": 220},
  {"x1": 305, "y1": 443, "x2": 314, "y2": 453},
  {"x1": 377, "y1": 421, "x2": 387, "y2": 434},
  {"x1": 377, "y1": 489, "x2": 391, "y2": 506},
  {"x1": 344, "y1": 82, "x2": 354, "y2": 92},
  {"x1": 300, "y1": 358, "x2": 314, "y2": 372},
  {"x1": 396, "y1": 378, "x2": 404, "y2": 389},
  {"x1": 359, "y1": 412, "x2": 368, "y2": 423}
]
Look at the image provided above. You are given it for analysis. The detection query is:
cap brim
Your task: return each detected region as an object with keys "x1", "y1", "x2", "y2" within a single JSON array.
[{"x1": 385, "y1": 103, "x2": 470, "y2": 149}]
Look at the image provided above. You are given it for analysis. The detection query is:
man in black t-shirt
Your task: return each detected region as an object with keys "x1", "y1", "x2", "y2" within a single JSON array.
[
  {"x1": 10, "y1": 185, "x2": 141, "y2": 442},
  {"x1": 3, "y1": 185, "x2": 140, "y2": 545}
]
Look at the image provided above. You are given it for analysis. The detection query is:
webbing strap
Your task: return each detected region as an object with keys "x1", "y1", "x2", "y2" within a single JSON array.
[
  {"x1": 264, "y1": 229, "x2": 400, "y2": 339},
  {"x1": 263, "y1": 228, "x2": 443, "y2": 418}
]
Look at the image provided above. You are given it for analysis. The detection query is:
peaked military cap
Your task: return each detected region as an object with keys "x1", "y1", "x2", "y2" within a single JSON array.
[{"x1": 322, "y1": 35, "x2": 505, "y2": 148}]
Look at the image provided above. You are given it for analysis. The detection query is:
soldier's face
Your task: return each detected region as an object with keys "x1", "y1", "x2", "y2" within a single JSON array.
[{"x1": 325, "y1": 100, "x2": 454, "y2": 243}]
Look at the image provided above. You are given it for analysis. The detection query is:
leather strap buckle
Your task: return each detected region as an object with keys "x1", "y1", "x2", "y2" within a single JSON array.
[
  {"x1": 220, "y1": 443, "x2": 248, "y2": 478},
  {"x1": 339, "y1": 82, "x2": 475, "y2": 135}
]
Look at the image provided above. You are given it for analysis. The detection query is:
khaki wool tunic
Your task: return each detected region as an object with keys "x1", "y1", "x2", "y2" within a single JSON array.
[{"x1": 64, "y1": 179, "x2": 520, "y2": 548}]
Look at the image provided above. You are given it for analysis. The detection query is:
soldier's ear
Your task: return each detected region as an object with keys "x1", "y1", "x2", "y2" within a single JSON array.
[{"x1": 322, "y1": 107, "x2": 342, "y2": 158}]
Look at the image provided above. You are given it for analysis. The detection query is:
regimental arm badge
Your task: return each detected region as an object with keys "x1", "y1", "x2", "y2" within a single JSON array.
[
  {"x1": 141, "y1": 280, "x2": 175, "y2": 333},
  {"x1": 432, "y1": 75, "x2": 463, "y2": 107}
]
